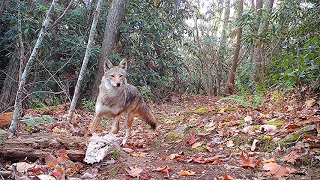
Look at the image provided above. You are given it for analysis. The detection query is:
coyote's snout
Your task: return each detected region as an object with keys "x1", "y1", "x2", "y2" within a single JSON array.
[{"x1": 90, "y1": 59, "x2": 157, "y2": 145}]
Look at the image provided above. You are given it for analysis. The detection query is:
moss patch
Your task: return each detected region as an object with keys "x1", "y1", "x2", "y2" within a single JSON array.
[
  {"x1": 232, "y1": 135, "x2": 250, "y2": 146},
  {"x1": 166, "y1": 132, "x2": 184, "y2": 142},
  {"x1": 189, "y1": 106, "x2": 208, "y2": 114},
  {"x1": 267, "y1": 119, "x2": 284, "y2": 126},
  {"x1": 195, "y1": 146, "x2": 207, "y2": 153}
]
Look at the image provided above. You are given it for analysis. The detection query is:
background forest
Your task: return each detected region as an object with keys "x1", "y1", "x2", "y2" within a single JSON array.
[{"x1": 0, "y1": 0, "x2": 319, "y2": 113}]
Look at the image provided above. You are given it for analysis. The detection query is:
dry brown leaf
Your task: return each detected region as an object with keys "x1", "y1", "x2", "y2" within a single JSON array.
[
  {"x1": 167, "y1": 153, "x2": 181, "y2": 160},
  {"x1": 188, "y1": 131, "x2": 196, "y2": 145},
  {"x1": 264, "y1": 158, "x2": 276, "y2": 163},
  {"x1": 123, "y1": 148, "x2": 135, "y2": 154},
  {"x1": 282, "y1": 150, "x2": 299, "y2": 163},
  {"x1": 191, "y1": 141, "x2": 204, "y2": 149},
  {"x1": 132, "y1": 152, "x2": 147, "y2": 157},
  {"x1": 45, "y1": 153, "x2": 58, "y2": 168},
  {"x1": 153, "y1": 165, "x2": 170, "y2": 178},
  {"x1": 305, "y1": 98, "x2": 316, "y2": 107},
  {"x1": 222, "y1": 174, "x2": 235, "y2": 180},
  {"x1": 125, "y1": 167, "x2": 143, "y2": 177},
  {"x1": 177, "y1": 170, "x2": 196, "y2": 176},
  {"x1": 240, "y1": 152, "x2": 256, "y2": 168},
  {"x1": 13, "y1": 162, "x2": 35, "y2": 173},
  {"x1": 262, "y1": 162, "x2": 296, "y2": 178},
  {"x1": 57, "y1": 149, "x2": 69, "y2": 162}
]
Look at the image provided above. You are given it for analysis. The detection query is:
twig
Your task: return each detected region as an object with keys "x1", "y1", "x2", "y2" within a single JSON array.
[{"x1": 48, "y1": 0, "x2": 75, "y2": 31}]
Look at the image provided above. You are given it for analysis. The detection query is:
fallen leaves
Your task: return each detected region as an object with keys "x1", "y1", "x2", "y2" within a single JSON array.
[
  {"x1": 153, "y1": 165, "x2": 170, "y2": 178},
  {"x1": 177, "y1": 170, "x2": 196, "y2": 176},
  {"x1": 262, "y1": 162, "x2": 296, "y2": 178},
  {"x1": 125, "y1": 167, "x2": 143, "y2": 178},
  {"x1": 240, "y1": 152, "x2": 260, "y2": 168},
  {"x1": 191, "y1": 141, "x2": 204, "y2": 148},
  {"x1": 282, "y1": 150, "x2": 299, "y2": 163}
]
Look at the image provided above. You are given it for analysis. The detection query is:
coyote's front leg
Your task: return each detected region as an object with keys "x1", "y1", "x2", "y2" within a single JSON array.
[
  {"x1": 90, "y1": 113, "x2": 102, "y2": 133},
  {"x1": 110, "y1": 115, "x2": 120, "y2": 134}
]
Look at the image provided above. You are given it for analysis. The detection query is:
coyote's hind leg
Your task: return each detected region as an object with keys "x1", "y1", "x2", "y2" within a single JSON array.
[{"x1": 122, "y1": 113, "x2": 134, "y2": 146}]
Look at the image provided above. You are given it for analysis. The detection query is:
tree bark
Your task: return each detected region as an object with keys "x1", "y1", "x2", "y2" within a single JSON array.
[
  {"x1": 0, "y1": 59, "x2": 19, "y2": 112},
  {"x1": 216, "y1": 0, "x2": 230, "y2": 96},
  {"x1": 8, "y1": 0, "x2": 58, "y2": 134},
  {"x1": 253, "y1": 0, "x2": 274, "y2": 81},
  {"x1": 227, "y1": 0, "x2": 243, "y2": 94},
  {"x1": 0, "y1": 133, "x2": 87, "y2": 162},
  {"x1": 0, "y1": 0, "x2": 6, "y2": 19},
  {"x1": 18, "y1": 0, "x2": 25, "y2": 86},
  {"x1": 90, "y1": 0, "x2": 126, "y2": 102},
  {"x1": 67, "y1": 0, "x2": 103, "y2": 122}
]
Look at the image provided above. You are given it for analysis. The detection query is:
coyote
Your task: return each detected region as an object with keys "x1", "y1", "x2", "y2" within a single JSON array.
[{"x1": 90, "y1": 59, "x2": 157, "y2": 145}]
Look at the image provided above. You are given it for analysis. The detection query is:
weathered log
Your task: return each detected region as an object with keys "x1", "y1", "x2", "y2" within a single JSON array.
[{"x1": 0, "y1": 133, "x2": 87, "y2": 162}]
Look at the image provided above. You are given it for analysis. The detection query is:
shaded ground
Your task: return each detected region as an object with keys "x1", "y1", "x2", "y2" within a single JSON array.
[{"x1": 0, "y1": 93, "x2": 320, "y2": 179}]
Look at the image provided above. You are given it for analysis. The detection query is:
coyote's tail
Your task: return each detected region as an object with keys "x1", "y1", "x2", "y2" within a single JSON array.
[{"x1": 139, "y1": 101, "x2": 157, "y2": 129}]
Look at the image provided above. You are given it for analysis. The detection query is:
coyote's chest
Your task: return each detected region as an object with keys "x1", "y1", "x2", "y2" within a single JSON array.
[{"x1": 95, "y1": 90, "x2": 126, "y2": 117}]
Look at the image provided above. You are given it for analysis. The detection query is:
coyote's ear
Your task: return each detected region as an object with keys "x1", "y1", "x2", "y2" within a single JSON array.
[
  {"x1": 104, "y1": 59, "x2": 113, "y2": 72},
  {"x1": 118, "y1": 59, "x2": 127, "y2": 70}
]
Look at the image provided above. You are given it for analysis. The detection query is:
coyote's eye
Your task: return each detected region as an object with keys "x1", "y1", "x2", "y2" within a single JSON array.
[
  {"x1": 110, "y1": 75, "x2": 114, "y2": 78},
  {"x1": 119, "y1": 75, "x2": 123, "y2": 78}
]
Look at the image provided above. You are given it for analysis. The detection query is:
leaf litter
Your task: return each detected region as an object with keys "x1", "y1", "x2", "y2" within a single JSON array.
[{"x1": 0, "y1": 93, "x2": 320, "y2": 179}]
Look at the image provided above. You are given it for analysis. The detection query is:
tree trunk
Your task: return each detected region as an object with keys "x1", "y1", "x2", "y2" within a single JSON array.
[
  {"x1": 217, "y1": 0, "x2": 230, "y2": 96},
  {"x1": 90, "y1": 0, "x2": 126, "y2": 102},
  {"x1": 0, "y1": 0, "x2": 6, "y2": 19},
  {"x1": 227, "y1": 0, "x2": 243, "y2": 94},
  {"x1": 0, "y1": 133, "x2": 87, "y2": 162},
  {"x1": 17, "y1": 0, "x2": 25, "y2": 115},
  {"x1": 0, "y1": 59, "x2": 19, "y2": 112},
  {"x1": 67, "y1": 0, "x2": 103, "y2": 122},
  {"x1": 8, "y1": 0, "x2": 58, "y2": 134},
  {"x1": 253, "y1": 0, "x2": 274, "y2": 81}
]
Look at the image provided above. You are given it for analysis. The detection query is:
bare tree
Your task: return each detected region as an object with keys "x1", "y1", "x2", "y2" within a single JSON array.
[
  {"x1": 227, "y1": 0, "x2": 243, "y2": 94},
  {"x1": 9, "y1": 0, "x2": 58, "y2": 135},
  {"x1": 90, "y1": 0, "x2": 127, "y2": 102},
  {"x1": 67, "y1": 0, "x2": 103, "y2": 122}
]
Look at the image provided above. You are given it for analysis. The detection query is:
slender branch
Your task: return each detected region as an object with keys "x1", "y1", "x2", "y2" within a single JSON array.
[
  {"x1": 18, "y1": 0, "x2": 25, "y2": 82},
  {"x1": 9, "y1": 0, "x2": 58, "y2": 135},
  {"x1": 67, "y1": 0, "x2": 104, "y2": 122},
  {"x1": 48, "y1": 0, "x2": 75, "y2": 31}
]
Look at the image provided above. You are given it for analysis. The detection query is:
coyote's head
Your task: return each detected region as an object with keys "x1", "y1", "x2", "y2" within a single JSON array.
[{"x1": 103, "y1": 59, "x2": 127, "y2": 89}]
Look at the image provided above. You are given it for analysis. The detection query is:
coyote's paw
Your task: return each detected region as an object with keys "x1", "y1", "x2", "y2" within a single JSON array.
[{"x1": 121, "y1": 138, "x2": 127, "y2": 147}]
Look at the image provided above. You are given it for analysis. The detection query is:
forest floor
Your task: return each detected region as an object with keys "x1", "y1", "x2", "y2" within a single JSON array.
[{"x1": 0, "y1": 92, "x2": 320, "y2": 179}]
